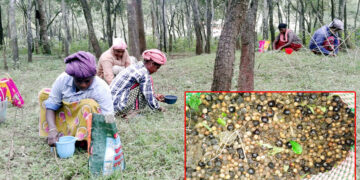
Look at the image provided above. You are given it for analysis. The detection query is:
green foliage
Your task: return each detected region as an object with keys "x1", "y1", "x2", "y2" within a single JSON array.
[
  {"x1": 186, "y1": 93, "x2": 202, "y2": 111},
  {"x1": 290, "y1": 140, "x2": 303, "y2": 155},
  {"x1": 217, "y1": 118, "x2": 226, "y2": 126}
]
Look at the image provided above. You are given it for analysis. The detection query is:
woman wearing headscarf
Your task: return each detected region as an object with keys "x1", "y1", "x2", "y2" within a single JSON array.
[
  {"x1": 309, "y1": 18, "x2": 343, "y2": 56},
  {"x1": 110, "y1": 49, "x2": 167, "y2": 117},
  {"x1": 39, "y1": 51, "x2": 114, "y2": 147},
  {"x1": 97, "y1": 38, "x2": 133, "y2": 84},
  {"x1": 272, "y1": 23, "x2": 302, "y2": 51}
]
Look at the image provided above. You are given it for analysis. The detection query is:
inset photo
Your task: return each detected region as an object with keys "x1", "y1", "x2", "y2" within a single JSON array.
[{"x1": 185, "y1": 92, "x2": 355, "y2": 180}]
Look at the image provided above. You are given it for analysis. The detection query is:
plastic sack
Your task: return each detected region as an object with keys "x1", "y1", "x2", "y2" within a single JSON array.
[{"x1": 88, "y1": 113, "x2": 125, "y2": 176}]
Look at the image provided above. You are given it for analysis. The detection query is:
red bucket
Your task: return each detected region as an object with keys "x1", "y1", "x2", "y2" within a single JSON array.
[{"x1": 285, "y1": 48, "x2": 293, "y2": 55}]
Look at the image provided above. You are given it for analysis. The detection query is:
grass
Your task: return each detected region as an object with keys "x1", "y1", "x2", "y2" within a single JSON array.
[{"x1": 0, "y1": 47, "x2": 359, "y2": 179}]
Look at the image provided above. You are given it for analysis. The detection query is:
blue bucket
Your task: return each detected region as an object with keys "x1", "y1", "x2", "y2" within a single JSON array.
[{"x1": 56, "y1": 136, "x2": 77, "y2": 158}]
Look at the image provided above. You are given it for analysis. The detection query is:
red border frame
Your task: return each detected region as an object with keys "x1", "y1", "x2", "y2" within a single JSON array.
[{"x1": 184, "y1": 91, "x2": 356, "y2": 180}]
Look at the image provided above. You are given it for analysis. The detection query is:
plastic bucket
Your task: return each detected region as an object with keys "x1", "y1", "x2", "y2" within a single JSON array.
[{"x1": 56, "y1": 136, "x2": 77, "y2": 158}]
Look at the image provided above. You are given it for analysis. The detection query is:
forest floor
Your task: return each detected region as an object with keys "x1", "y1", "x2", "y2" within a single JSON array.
[{"x1": 0, "y1": 48, "x2": 359, "y2": 179}]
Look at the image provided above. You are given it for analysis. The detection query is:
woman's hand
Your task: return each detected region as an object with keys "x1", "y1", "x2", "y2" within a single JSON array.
[
  {"x1": 155, "y1": 94, "x2": 165, "y2": 102},
  {"x1": 47, "y1": 129, "x2": 59, "y2": 147}
]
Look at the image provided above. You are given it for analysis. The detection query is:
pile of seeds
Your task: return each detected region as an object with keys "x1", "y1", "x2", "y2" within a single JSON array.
[{"x1": 185, "y1": 93, "x2": 355, "y2": 180}]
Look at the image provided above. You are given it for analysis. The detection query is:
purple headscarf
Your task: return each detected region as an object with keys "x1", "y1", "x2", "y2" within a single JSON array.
[{"x1": 64, "y1": 51, "x2": 97, "y2": 78}]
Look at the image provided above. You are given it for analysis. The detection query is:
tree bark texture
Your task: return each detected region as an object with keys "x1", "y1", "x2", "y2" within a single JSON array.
[
  {"x1": 106, "y1": 0, "x2": 113, "y2": 47},
  {"x1": 62, "y1": 0, "x2": 70, "y2": 56},
  {"x1": 127, "y1": 0, "x2": 141, "y2": 60},
  {"x1": 37, "y1": 0, "x2": 51, "y2": 54},
  {"x1": 9, "y1": 0, "x2": 19, "y2": 69},
  {"x1": 267, "y1": 0, "x2": 275, "y2": 47},
  {"x1": 136, "y1": 0, "x2": 146, "y2": 53},
  {"x1": 205, "y1": 0, "x2": 213, "y2": 53},
  {"x1": 238, "y1": 0, "x2": 258, "y2": 91},
  {"x1": 211, "y1": 0, "x2": 249, "y2": 91},
  {"x1": 262, "y1": 0, "x2": 269, "y2": 39},
  {"x1": 331, "y1": 0, "x2": 335, "y2": 20},
  {"x1": 0, "y1": 5, "x2": 3, "y2": 47},
  {"x1": 27, "y1": 0, "x2": 33, "y2": 62},
  {"x1": 192, "y1": 0, "x2": 203, "y2": 55},
  {"x1": 80, "y1": 0, "x2": 102, "y2": 58}
]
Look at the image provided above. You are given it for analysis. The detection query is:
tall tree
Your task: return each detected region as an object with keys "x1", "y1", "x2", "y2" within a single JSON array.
[
  {"x1": 343, "y1": 2, "x2": 350, "y2": 48},
  {"x1": 205, "y1": 0, "x2": 213, "y2": 54},
  {"x1": 62, "y1": 0, "x2": 70, "y2": 56},
  {"x1": 277, "y1": 1, "x2": 283, "y2": 23},
  {"x1": 105, "y1": 0, "x2": 113, "y2": 47},
  {"x1": 267, "y1": 0, "x2": 275, "y2": 48},
  {"x1": 135, "y1": 0, "x2": 146, "y2": 53},
  {"x1": 262, "y1": 0, "x2": 269, "y2": 39},
  {"x1": 161, "y1": 0, "x2": 167, "y2": 52},
  {"x1": 168, "y1": 1, "x2": 176, "y2": 52},
  {"x1": 184, "y1": 0, "x2": 193, "y2": 47},
  {"x1": 34, "y1": 0, "x2": 40, "y2": 54},
  {"x1": 27, "y1": 0, "x2": 33, "y2": 62},
  {"x1": 9, "y1": 0, "x2": 19, "y2": 69},
  {"x1": 299, "y1": 0, "x2": 306, "y2": 45},
  {"x1": 238, "y1": 0, "x2": 258, "y2": 91},
  {"x1": 150, "y1": 0, "x2": 160, "y2": 48},
  {"x1": 331, "y1": 0, "x2": 335, "y2": 20},
  {"x1": 192, "y1": 0, "x2": 203, "y2": 55},
  {"x1": 338, "y1": 0, "x2": 347, "y2": 48},
  {"x1": 0, "y1": 5, "x2": 3, "y2": 48},
  {"x1": 211, "y1": 0, "x2": 249, "y2": 91},
  {"x1": 127, "y1": 0, "x2": 141, "y2": 60},
  {"x1": 37, "y1": 0, "x2": 51, "y2": 54},
  {"x1": 355, "y1": 0, "x2": 360, "y2": 30},
  {"x1": 80, "y1": 0, "x2": 102, "y2": 58}
]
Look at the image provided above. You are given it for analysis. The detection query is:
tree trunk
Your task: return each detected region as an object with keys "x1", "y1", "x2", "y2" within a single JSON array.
[
  {"x1": 238, "y1": 0, "x2": 258, "y2": 91},
  {"x1": 355, "y1": 0, "x2": 360, "y2": 30},
  {"x1": 100, "y1": 3, "x2": 106, "y2": 41},
  {"x1": 127, "y1": 0, "x2": 141, "y2": 60},
  {"x1": 0, "y1": 5, "x2": 3, "y2": 47},
  {"x1": 151, "y1": 0, "x2": 160, "y2": 49},
  {"x1": 287, "y1": 1, "x2": 290, "y2": 26},
  {"x1": 80, "y1": 0, "x2": 102, "y2": 58},
  {"x1": 37, "y1": 0, "x2": 51, "y2": 54},
  {"x1": 9, "y1": 0, "x2": 19, "y2": 69},
  {"x1": 62, "y1": 0, "x2": 70, "y2": 56},
  {"x1": 277, "y1": 1, "x2": 282, "y2": 23},
  {"x1": 168, "y1": 2, "x2": 175, "y2": 52},
  {"x1": 344, "y1": 2, "x2": 350, "y2": 48},
  {"x1": 185, "y1": 0, "x2": 193, "y2": 48},
  {"x1": 331, "y1": 0, "x2": 335, "y2": 20},
  {"x1": 205, "y1": 0, "x2": 213, "y2": 53},
  {"x1": 192, "y1": 0, "x2": 203, "y2": 55},
  {"x1": 136, "y1": 0, "x2": 146, "y2": 53},
  {"x1": 27, "y1": 0, "x2": 33, "y2": 62},
  {"x1": 113, "y1": 8, "x2": 117, "y2": 37},
  {"x1": 211, "y1": 0, "x2": 249, "y2": 91},
  {"x1": 267, "y1": 0, "x2": 275, "y2": 48},
  {"x1": 35, "y1": 1, "x2": 40, "y2": 54},
  {"x1": 262, "y1": 0, "x2": 269, "y2": 39},
  {"x1": 106, "y1": 0, "x2": 113, "y2": 47},
  {"x1": 120, "y1": 11, "x2": 127, "y2": 43},
  {"x1": 299, "y1": 0, "x2": 306, "y2": 45},
  {"x1": 161, "y1": 0, "x2": 167, "y2": 52},
  {"x1": 338, "y1": 0, "x2": 346, "y2": 49}
]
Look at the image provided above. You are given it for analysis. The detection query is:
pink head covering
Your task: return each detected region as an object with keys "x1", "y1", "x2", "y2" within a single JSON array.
[
  {"x1": 112, "y1": 38, "x2": 127, "y2": 50},
  {"x1": 64, "y1": 51, "x2": 97, "y2": 78},
  {"x1": 142, "y1": 49, "x2": 167, "y2": 65}
]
